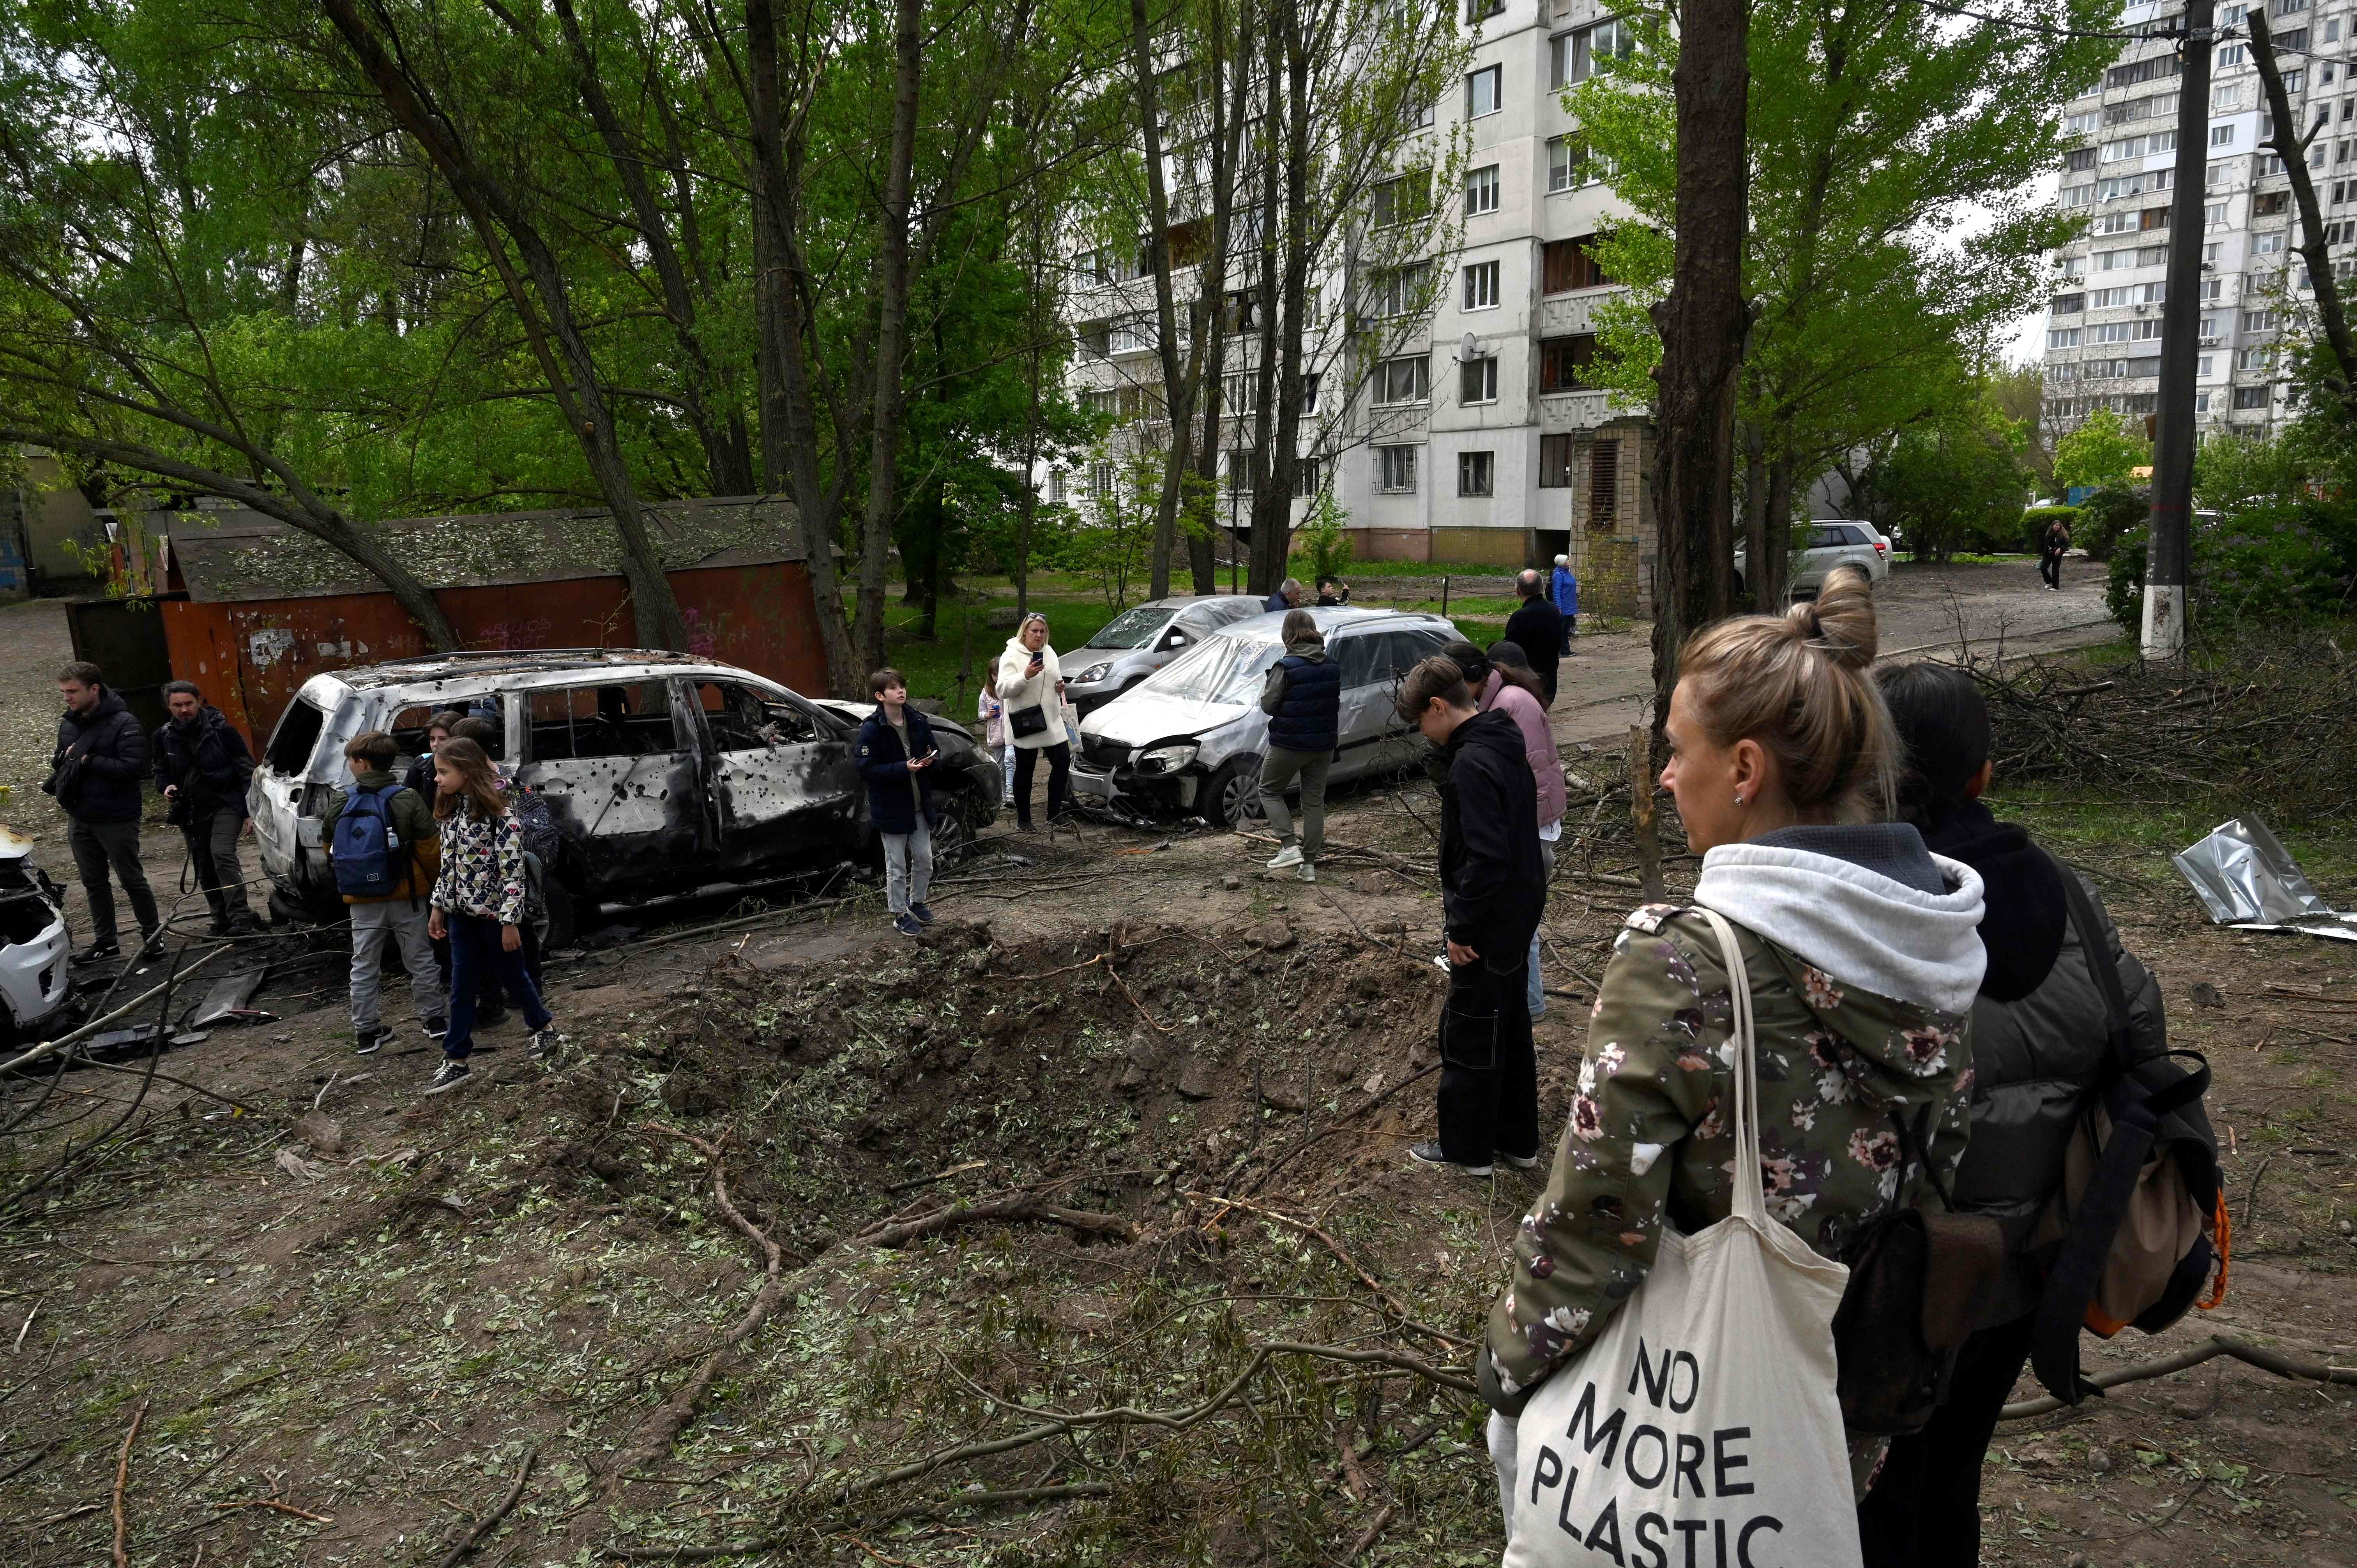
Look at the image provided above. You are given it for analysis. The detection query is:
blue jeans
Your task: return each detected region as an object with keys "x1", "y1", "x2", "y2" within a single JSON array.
[
  {"x1": 443, "y1": 912, "x2": 550, "y2": 1058},
  {"x1": 1527, "y1": 840, "x2": 1556, "y2": 1018}
]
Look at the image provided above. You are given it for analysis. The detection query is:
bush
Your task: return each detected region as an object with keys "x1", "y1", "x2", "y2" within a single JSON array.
[
  {"x1": 2020, "y1": 504, "x2": 2078, "y2": 554},
  {"x1": 1291, "y1": 487, "x2": 1353, "y2": 584},
  {"x1": 2105, "y1": 499, "x2": 2357, "y2": 634},
  {"x1": 2073, "y1": 484, "x2": 2146, "y2": 564}
]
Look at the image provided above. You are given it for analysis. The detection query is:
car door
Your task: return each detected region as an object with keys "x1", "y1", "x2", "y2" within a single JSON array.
[
  {"x1": 515, "y1": 680, "x2": 708, "y2": 894},
  {"x1": 690, "y1": 677, "x2": 857, "y2": 872}
]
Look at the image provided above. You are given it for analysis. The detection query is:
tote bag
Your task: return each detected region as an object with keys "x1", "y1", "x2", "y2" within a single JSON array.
[{"x1": 1491, "y1": 910, "x2": 1861, "y2": 1568}]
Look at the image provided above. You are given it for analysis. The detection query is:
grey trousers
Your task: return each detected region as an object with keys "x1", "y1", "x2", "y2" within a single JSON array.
[
  {"x1": 67, "y1": 816, "x2": 159, "y2": 943},
  {"x1": 883, "y1": 818, "x2": 934, "y2": 916},
  {"x1": 1258, "y1": 745, "x2": 1330, "y2": 858},
  {"x1": 182, "y1": 809, "x2": 252, "y2": 922},
  {"x1": 350, "y1": 899, "x2": 442, "y2": 1031}
]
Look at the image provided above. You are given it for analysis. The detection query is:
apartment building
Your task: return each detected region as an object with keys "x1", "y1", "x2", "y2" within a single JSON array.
[
  {"x1": 2041, "y1": 0, "x2": 2355, "y2": 443},
  {"x1": 1057, "y1": 0, "x2": 1660, "y2": 613}
]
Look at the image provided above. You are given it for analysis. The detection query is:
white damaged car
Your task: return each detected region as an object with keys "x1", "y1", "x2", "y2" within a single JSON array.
[{"x1": 0, "y1": 826, "x2": 71, "y2": 1050}]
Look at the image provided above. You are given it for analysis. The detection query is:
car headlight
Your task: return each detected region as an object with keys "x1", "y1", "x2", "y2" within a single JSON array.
[
  {"x1": 1076, "y1": 662, "x2": 1114, "y2": 683},
  {"x1": 1136, "y1": 743, "x2": 1198, "y2": 775}
]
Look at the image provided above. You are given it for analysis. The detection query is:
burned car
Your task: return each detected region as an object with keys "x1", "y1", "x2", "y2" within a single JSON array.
[
  {"x1": 249, "y1": 651, "x2": 1000, "y2": 940},
  {"x1": 0, "y1": 827, "x2": 71, "y2": 1049},
  {"x1": 1070, "y1": 607, "x2": 1462, "y2": 826}
]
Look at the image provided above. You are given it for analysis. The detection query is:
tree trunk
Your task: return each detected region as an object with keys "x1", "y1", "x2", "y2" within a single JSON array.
[
  {"x1": 1245, "y1": 16, "x2": 1285, "y2": 597},
  {"x1": 1253, "y1": 0, "x2": 1313, "y2": 575},
  {"x1": 1740, "y1": 418, "x2": 1766, "y2": 610},
  {"x1": 1761, "y1": 451, "x2": 1794, "y2": 608},
  {"x1": 1129, "y1": 0, "x2": 1197, "y2": 601},
  {"x1": 2251, "y1": 11, "x2": 2357, "y2": 403},
  {"x1": 850, "y1": 0, "x2": 928, "y2": 675},
  {"x1": 1646, "y1": 0, "x2": 1749, "y2": 729},
  {"x1": 745, "y1": 0, "x2": 859, "y2": 692}
]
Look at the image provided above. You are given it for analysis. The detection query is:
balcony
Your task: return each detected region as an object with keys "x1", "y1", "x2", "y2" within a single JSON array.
[
  {"x1": 1539, "y1": 289, "x2": 1613, "y2": 336},
  {"x1": 1537, "y1": 390, "x2": 1613, "y2": 431}
]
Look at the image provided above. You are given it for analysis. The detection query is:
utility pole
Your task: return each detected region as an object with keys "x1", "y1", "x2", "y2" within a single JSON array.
[{"x1": 2143, "y1": 0, "x2": 2211, "y2": 663}]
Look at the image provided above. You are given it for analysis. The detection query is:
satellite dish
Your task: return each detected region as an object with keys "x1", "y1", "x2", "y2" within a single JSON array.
[{"x1": 1460, "y1": 331, "x2": 1480, "y2": 360}]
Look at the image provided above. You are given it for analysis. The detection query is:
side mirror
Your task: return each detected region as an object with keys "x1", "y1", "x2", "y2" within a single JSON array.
[{"x1": 1164, "y1": 631, "x2": 1191, "y2": 650}]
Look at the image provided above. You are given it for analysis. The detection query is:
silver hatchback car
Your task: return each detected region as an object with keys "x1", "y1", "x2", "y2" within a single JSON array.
[
  {"x1": 1070, "y1": 607, "x2": 1463, "y2": 825},
  {"x1": 1061, "y1": 593, "x2": 1267, "y2": 715}
]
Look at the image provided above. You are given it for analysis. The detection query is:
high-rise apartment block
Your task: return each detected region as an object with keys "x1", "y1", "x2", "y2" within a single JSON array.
[
  {"x1": 1058, "y1": 0, "x2": 1661, "y2": 612},
  {"x1": 2041, "y1": 0, "x2": 2350, "y2": 444}
]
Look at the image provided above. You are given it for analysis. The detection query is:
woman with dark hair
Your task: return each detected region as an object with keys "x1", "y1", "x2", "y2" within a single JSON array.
[
  {"x1": 1397, "y1": 657, "x2": 1547, "y2": 1177},
  {"x1": 1856, "y1": 661, "x2": 2168, "y2": 1568},
  {"x1": 1446, "y1": 640, "x2": 1563, "y2": 1019},
  {"x1": 1480, "y1": 569, "x2": 1986, "y2": 1525}
]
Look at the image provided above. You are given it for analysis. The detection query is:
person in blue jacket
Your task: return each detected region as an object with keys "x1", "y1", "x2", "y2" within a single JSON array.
[
  {"x1": 1255, "y1": 610, "x2": 1341, "y2": 881},
  {"x1": 1550, "y1": 554, "x2": 1578, "y2": 652},
  {"x1": 854, "y1": 668, "x2": 939, "y2": 936}
]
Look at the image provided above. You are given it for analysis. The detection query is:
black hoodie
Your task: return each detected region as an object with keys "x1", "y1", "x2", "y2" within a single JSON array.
[
  {"x1": 1434, "y1": 708, "x2": 1545, "y2": 970},
  {"x1": 47, "y1": 688, "x2": 149, "y2": 824}
]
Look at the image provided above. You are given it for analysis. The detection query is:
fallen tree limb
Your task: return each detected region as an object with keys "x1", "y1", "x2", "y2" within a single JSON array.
[
  {"x1": 857, "y1": 1197, "x2": 1138, "y2": 1249},
  {"x1": 1998, "y1": 1334, "x2": 2357, "y2": 1421},
  {"x1": 112, "y1": 1398, "x2": 146, "y2": 1568},
  {"x1": 437, "y1": 1448, "x2": 535, "y2": 1568},
  {"x1": 1349, "y1": 1501, "x2": 1398, "y2": 1558},
  {"x1": 603, "y1": 1130, "x2": 788, "y2": 1497},
  {"x1": 877, "y1": 1480, "x2": 1113, "y2": 1523},
  {"x1": 212, "y1": 1497, "x2": 335, "y2": 1522},
  {"x1": 1187, "y1": 1192, "x2": 1469, "y2": 1349}
]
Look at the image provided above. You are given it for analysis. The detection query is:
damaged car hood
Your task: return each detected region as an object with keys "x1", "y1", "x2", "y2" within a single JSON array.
[{"x1": 1081, "y1": 694, "x2": 1253, "y2": 747}]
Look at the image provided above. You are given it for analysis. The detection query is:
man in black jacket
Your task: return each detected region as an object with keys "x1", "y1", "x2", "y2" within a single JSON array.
[
  {"x1": 153, "y1": 681, "x2": 258, "y2": 936},
  {"x1": 1501, "y1": 571, "x2": 1564, "y2": 706},
  {"x1": 1396, "y1": 657, "x2": 1546, "y2": 1177},
  {"x1": 45, "y1": 661, "x2": 160, "y2": 962},
  {"x1": 1857, "y1": 662, "x2": 2168, "y2": 1568}
]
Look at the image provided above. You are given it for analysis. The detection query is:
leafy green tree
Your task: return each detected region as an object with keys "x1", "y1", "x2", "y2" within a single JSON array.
[
  {"x1": 2052, "y1": 407, "x2": 2149, "y2": 491},
  {"x1": 1876, "y1": 392, "x2": 2032, "y2": 562}
]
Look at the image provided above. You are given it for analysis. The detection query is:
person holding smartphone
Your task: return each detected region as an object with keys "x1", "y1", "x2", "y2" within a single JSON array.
[
  {"x1": 993, "y1": 612, "x2": 1071, "y2": 831},
  {"x1": 855, "y1": 667, "x2": 941, "y2": 935}
]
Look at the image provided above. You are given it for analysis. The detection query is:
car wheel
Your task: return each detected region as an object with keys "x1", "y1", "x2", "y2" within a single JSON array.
[
  {"x1": 931, "y1": 786, "x2": 990, "y2": 862},
  {"x1": 1206, "y1": 757, "x2": 1263, "y2": 828}
]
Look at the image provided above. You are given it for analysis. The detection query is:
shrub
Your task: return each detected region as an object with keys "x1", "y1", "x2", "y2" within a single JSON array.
[
  {"x1": 2105, "y1": 499, "x2": 2357, "y2": 634},
  {"x1": 2073, "y1": 484, "x2": 2146, "y2": 564},
  {"x1": 2020, "y1": 504, "x2": 2078, "y2": 554},
  {"x1": 1291, "y1": 487, "x2": 1353, "y2": 584}
]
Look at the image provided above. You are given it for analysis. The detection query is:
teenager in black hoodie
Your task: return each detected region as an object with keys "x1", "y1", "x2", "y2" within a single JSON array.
[
  {"x1": 1397, "y1": 656, "x2": 1546, "y2": 1177},
  {"x1": 1858, "y1": 662, "x2": 2168, "y2": 1568}
]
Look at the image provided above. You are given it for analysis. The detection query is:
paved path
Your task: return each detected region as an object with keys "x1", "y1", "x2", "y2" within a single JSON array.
[{"x1": 1546, "y1": 556, "x2": 2115, "y2": 747}]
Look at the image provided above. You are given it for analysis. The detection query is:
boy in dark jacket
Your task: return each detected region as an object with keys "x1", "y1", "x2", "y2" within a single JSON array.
[
  {"x1": 1397, "y1": 657, "x2": 1545, "y2": 1176},
  {"x1": 323, "y1": 731, "x2": 443, "y2": 1054},
  {"x1": 1857, "y1": 662, "x2": 2168, "y2": 1568},
  {"x1": 854, "y1": 668, "x2": 938, "y2": 937},
  {"x1": 45, "y1": 661, "x2": 159, "y2": 962},
  {"x1": 152, "y1": 680, "x2": 258, "y2": 936}
]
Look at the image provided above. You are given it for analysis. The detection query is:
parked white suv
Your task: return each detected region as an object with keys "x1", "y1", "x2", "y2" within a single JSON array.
[{"x1": 1733, "y1": 520, "x2": 1890, "y2": 598}]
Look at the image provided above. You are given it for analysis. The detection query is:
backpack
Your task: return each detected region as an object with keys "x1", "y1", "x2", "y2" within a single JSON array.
[
  {"x1": 331, "y1": 784, "x2": 412, "y2": 900},
  {"x1": 2028, "y1": 864, "x2": 2228, "y2": 1405}
]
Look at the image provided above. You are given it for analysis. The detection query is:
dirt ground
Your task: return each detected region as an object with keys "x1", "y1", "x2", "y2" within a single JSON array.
[{"x1": 2, "y1": 580, "x2": 2350, "y2": 1568}]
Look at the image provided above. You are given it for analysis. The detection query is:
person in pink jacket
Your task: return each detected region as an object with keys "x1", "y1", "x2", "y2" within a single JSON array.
[{"x1": 1448, "y1": 640, "x2": 1565, "y2": 1019}]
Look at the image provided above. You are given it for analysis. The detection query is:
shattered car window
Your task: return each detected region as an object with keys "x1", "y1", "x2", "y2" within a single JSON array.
[
  {"x1": 1084, "y1": 606, "x2": 1177, "y2": 650},
  {"x1": 697, "y1": 681, "x2": 811, "y2": 749},
  {"x1": 532, "y1": 683, "x2": 676, "y2": 761},
  {"x1": 1137, "y1": 636, "x2": 1281, "y2": 704}
]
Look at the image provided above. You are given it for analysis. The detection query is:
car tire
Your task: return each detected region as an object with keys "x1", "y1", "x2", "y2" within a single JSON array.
[
  {"x1": 1206, "y1": 757, "x2": 1263, "y2": 828},
  {"x1": 931, "y1": 786, "x2": 990, "y2": 862}
]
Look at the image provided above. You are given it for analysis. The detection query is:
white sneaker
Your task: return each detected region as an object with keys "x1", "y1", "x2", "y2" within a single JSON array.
[
  {"x1": 1266, "y1": 845, "x2": 1304, "y2": 870},
  {"x1": 1296, "y1": 862, "x2": 1316, "y2": 883}
]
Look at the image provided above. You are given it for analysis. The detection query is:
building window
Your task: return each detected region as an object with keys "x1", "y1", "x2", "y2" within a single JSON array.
[
  {"x1": 2255, "y1": 230, "x2": 2287, "y2": 253},
  {"x1": 1373, "y1": 355, "x2": 1430, "y2": 406},
  {"x1": 2199, "y1": 354, "x2": 2216, "y2": 376},
  {"x1": 2196, "y1": 390, "x2": 2213, "y2": 412},
  {"x1": 2051, "y1": 292, "x2": 2085, "y2": 314},
  {"x1": 1225, "y1": 451, "x2": 1254, "y2": 495},
  {"x1": 2048, "y1": 328, "x2": 2082, "y2": 349},
  {"x1": 1551, "y1": 17, "x2": 1634, "y2": 88},
  {"x1": 1588, "y1": 441, "x2": 1620, "y2": 528},
  {"x1": 1046, "y1": 468, "x2": 1067, "y2": 504},
  {"x1": 1090, "y1": 461, "x2": 1116, "y2": 497},
  {"x1": 2211, "y1": 124, "x2": 2236, "y2": 146},
  {"x1": 2066, "y1": 109, "x2": 2101, "y2": 134},
  {"x1": 1368, "y1": 260, "x2": 1434, "y2": 317},
  {"x1": 1539, "y1": 433, "x2": 1576, "y2": 487},
  {"x1": 2218, "y1": 42, "x2": 2247, "y2": 65},
  {"x1": 2242, "y1": 307, "x2": 2277, "y2": 330},
  {"x1": 1376, "y1": 445, "x2": 1418, "y2": 493},
  {"x1": 1548, "y1": 135, "x2": 1598, "y2": 192},
  {"x1": 1223, "y1": 372, "x2": 1258, "y2": 414},
  {"x1": 2233, "y1": 384, "x2": 2271, "y2": 408},
  {"x1": 1371, "y1": 170, "x2": 1431, "y2": 227},
  {"x1": 1543, "y1": 235, "x2": 1612, "y2": 293},
  {"x1": 1466, "y1": 164, "x2": 1500, "y2": 216},
  {"x1": 1539, "y1": 334, "x2": 1599, "y2": 392},
  {"x1": 1293, "y1": 456, "x2": 1322, "y2": 498},
  {"x1": 1461, "y1": 355, "x2": 1499, "y2": 403},
  {"x1": 2089, "y1": 286, "x2": 2129, "y2": 307},
  {"x1": 1467, "y1": 65, "x2": 1502, "y2": 119},
  {"x1": 1464, "y1": 260, "x2": 1500, "y2": 309},
  {"x1": 2253, "y1": 190, "x2": 2289, "y2": 216},
  {"x1": 1459, "y1": 451, "x2": 1495, "y2": 497},
  {"x1": 2239, "y1": 344, "x2": 2272, "y2": 368},
  {"x1": 1302, "y1": 372, "x2": 1320, "y2": 415},
  {"x1": 1466, "y1": 0, "x2": 1504, "y2": 19},
  {"x1": 1109, "y1": 320, "x2": 1153, "y2": 354}
]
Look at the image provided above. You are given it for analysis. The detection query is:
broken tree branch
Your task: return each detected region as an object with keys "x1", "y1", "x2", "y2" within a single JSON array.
[
  {"x1": 111, "y1": 1398, "x2": 146, "y2": 1568},
  {"x1": 436, "y1": 1448, "x2": 536, "y2": 1568},
  {"x1": 1185, "y1": 1192, "x2": 1470, "y2": 1349},
  {"x1": 1998, "y1": 1334, "x2": 2357, "y2": 1421},
  {"x1": 856, "y1": 1197, "x2": 1138, "y2": 1249}
]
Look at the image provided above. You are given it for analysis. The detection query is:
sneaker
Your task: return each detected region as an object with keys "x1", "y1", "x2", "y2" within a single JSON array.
[
  {"x1": 909, "y1": 902, "x2": 936, "y2": 925},
  {"x1": 1266, "y1": 844, "x2": 1304, "y2": 870},
  {"x1": 134, "y1": 928, "x2": 165, "y2": 955},
  {"x1": 893, "y1": 913, "x2": 924, "y2": 936},
  {"x1": 1495, "y1": 1149, "x2": 1542, "y2": 1171},
  {"x1": 70, "y1": 941, "x2": 120, "y2": 967},
  {"x1": 421, "y1": 1015, "x2": 449, "y2": 1040},
  {"x1": 207, "y1": 916, "x2": 236, "y2": 939},
  {"x1": 354, "y1": 1025, "x2": 391, "y2": 1056},
  {"x1": 526, "y1": 1026, "x2": 565, "y2": 1060},
  {"x1": 1407, "y1": 1140, "x2": 1492, "y2": 1178},
  {"x1": 424, "y1": 1059, "x2": 473, "y2": 1095},
  {"x1": 475, "y1": 1002, "x2": 509, "y2": 1028},
  {"x1": 1295, "y1": 862, "x2": 1316, "y2": 883}
]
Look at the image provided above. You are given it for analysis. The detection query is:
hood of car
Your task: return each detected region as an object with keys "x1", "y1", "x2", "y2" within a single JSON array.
[{"x1": 1081, "y1": 691, "x2": 1249, "y2": 746}]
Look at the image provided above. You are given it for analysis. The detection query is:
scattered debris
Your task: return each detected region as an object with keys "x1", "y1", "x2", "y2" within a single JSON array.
[
  {"x1": 273, "y1": 1148, "x2": 326, "y2": 1183},
  {"x1": 2190, "y1": 981, "x2": 2225, "y2": 1008},
  {"x1": 2175, "y1": 817, "x2": 2357, "y2": 943},
  {"x1": 188, "y1": 968, "x2": 270, "y2": 1028},
  {"x1": 291, "y1": 1111, "x2": 346, "y2": 1156}
]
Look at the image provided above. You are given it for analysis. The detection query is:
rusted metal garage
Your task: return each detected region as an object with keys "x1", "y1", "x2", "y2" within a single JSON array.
[{"x1": 129, "y1": 497, "x2": 827, "y2": 750}]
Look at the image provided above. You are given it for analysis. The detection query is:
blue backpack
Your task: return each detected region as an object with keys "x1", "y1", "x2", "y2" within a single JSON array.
[{"x1": 331, "y1": 784, "x2": 411, "y2": 899}]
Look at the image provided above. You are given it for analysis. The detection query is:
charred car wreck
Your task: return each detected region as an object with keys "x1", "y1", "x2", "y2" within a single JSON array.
[{"x1": 250, "y1": 651, "x2": 1000, "y2": 940}]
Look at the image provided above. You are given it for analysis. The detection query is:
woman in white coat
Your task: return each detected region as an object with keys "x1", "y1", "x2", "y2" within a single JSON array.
[{"x1": 993, "y1": 612, "x2": 1072, "y2": 830}]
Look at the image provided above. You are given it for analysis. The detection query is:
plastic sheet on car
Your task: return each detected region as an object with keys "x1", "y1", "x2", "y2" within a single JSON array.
[{"x1": 2173, "y1": 816, "x2": 2357, "y2": 943}]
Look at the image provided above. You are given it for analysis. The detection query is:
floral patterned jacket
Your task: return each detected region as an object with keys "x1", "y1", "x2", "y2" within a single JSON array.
[
  {"x1": 1483, "y1": 902, "x2": 1975, "y2": 1405},
  {"x1": 429, "y1": 800, "x2": 527, "y2": 926}
]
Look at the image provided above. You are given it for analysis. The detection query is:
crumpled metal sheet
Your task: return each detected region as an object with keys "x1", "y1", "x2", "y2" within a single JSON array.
[{"x1": 2173, "y1": 816, "x2": 2357, "y2": 943}]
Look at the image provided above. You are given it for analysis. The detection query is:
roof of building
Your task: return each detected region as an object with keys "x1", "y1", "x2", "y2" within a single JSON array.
[{"x1": 159, "y1": 496, "x2": 802, "y2": 604}]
